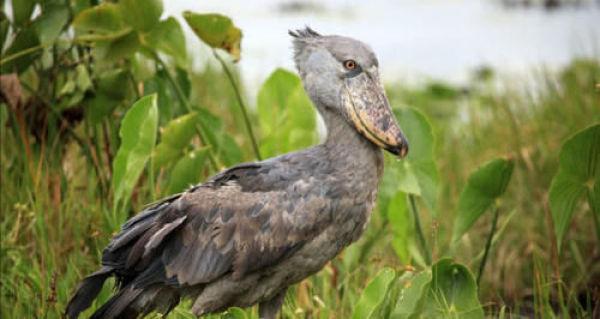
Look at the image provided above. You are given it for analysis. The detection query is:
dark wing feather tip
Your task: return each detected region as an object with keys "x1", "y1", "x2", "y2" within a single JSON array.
[{"x1": 65, "y1": 267, "x2": 113, "y2": 319}]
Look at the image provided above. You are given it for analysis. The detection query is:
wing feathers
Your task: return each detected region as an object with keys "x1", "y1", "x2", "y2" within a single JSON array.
[
  {"x1": 69, "y1": 160, "x2": 336, "y2": 317},
  {"x1": 143, "y1": 216, "x2": 187, "y2": 258}
]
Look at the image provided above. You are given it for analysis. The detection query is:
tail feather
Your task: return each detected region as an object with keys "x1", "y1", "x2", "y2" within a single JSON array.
[
  {"x1": 65, "y1": 267, "x2": 112, "y2": 319},
  {"x1": 66, "y1": 197, "x2": 186, "y2": 318},
  {"x1": 90, "y1": 285, "x2": 143, "y2": 319},
  {"x1": 88, "y1": 284, "x2": 180, "y2": 319}
]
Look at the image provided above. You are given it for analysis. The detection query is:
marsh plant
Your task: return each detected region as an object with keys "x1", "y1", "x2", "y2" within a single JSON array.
[{"x1": 1, "y1": 0, "x2": 598, "y2": 318}]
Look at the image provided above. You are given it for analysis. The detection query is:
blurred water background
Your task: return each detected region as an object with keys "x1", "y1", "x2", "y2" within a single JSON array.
[{"x1": 166, "y1": 0, "x2": 600, "y2": 93}]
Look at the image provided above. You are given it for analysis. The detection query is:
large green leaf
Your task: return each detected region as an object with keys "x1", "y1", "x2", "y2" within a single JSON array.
[
  {"x1": 112, "y1": 94, "x2": 159, "y2": 215},
  {"x1": 119, "y1": 0, "x2": 163, "y2": 32},
  {"x1": 103, "y1": 30, "x2": 141, "y2": 62},
  {"x1": 391, "y1": 270, "x2": 432, "y2": 319},
  {"x1": 451, "y1": 158, "x2": 514, "y2": 244},
  {"x1": 388, "y1": 192, "x2": 411, "y2": 263},
  {"x1": 73, "y1": 3, "x2": 126, "y2": 39},
  {"x1": 166, "y1": 148, "x2": 208, "y2": 195},
  {"x1": 153, "y1": 112, "x2": 199, "y2": 168},
  {"x1": 145, "y1": 17, "x2": 187, "y2": 67},
  {"x1": 388, "y1": 107, "x2": 438, "y2": 214},
  {"x1": 12, "y1": 0, "x2": 36, "y2": 26},
  {"x1": 257, "y1": 68, "x2": 317, "y2": 157},
  {"x1": 183, "y1": 12, "x2": 242, "y2": 61},
  {"x1": 32, "y1": 4, "x2": 70, "y2": 45},
  {"x1": 352, "y1": 268, "x2": 397, "y2": 319},
  {"x1": 423, "y1": 259, "x2": 484, "y2": 319},
  {"x1": 2, "y1": 27, "x2": 40, "y2": 74},
  {"x1": 549, "y1": 124, "x2": 600, "y2": 249}
]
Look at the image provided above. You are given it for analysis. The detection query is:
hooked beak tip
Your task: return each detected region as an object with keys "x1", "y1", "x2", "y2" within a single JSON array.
[{"x1": 385, "y1": 139, "x2": 409, "y2": 159}]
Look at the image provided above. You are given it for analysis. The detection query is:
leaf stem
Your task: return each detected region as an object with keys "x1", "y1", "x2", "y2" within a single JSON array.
[
  {"x1": 0, "y1": 44, "x2": 46, "y2": 66},
  {"x1": 477, "y1": 205, "x2": 499, "y2": 286},
  {"x1": 153, "y1": 53, "x2": 220, "y2": 170},
  {"x1": 212, "y1": 50, "x2": 262, "y2": 160},
  {"x1": 148, "y1": 154, "x2": 156, "y2": 201},
  {"x1": 409, "y1": 194, "x2": 431, "y2": 265}
]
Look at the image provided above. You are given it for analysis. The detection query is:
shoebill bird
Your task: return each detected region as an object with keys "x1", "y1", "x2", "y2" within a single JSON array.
[{"x1": 66, "y1": 27, "x2": 409, "y2": 319}]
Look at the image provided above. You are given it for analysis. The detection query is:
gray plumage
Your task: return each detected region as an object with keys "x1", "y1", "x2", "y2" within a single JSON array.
[{"x1": 66, "y1": 27, "x2": 408, "y2": 319}]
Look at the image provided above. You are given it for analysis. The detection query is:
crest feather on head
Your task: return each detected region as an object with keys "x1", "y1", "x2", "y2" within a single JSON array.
[
  {"x1": 288, "y1": 26, "x2": 321, "y2": 39},
  {"x1": 289, "y1": 27, "x2": 322, "y2": 71}
]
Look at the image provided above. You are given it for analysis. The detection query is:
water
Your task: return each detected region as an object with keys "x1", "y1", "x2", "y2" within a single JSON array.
[{"x1": 167, "y1": 0, "x2": 599, "y2": 91}]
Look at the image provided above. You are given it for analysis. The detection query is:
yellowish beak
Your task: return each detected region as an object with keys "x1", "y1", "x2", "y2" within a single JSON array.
[{"x1": 342, "y1": 69, "x2": 409, "y2": 158}]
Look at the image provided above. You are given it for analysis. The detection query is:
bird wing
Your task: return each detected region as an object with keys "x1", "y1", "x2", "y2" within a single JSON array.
[{"x1": 101, "y1": 162, "x2": 332, "y2": 287}]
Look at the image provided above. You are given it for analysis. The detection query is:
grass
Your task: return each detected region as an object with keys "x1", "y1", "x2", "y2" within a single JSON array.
[{"x1": 1, "y1": 58, "x2": 599, "y2": 318}]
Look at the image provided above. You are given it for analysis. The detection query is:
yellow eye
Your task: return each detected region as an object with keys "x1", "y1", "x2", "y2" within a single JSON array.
[{"x1": 343, "y1": 60, "x2": 357, "y2": 70}]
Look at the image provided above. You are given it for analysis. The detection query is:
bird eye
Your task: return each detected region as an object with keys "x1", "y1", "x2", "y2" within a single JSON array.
[{"x1": 343, "y1": 60, "x2": 357, "y2": 70}]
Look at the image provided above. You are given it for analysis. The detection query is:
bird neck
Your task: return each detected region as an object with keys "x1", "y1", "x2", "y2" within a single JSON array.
[{"x1": 319, "y1": 106, "x2": 383, "y2": 175}]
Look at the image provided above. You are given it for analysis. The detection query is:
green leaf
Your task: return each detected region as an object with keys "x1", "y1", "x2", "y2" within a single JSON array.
[
  {"x1": 132, "y1": 52, "x2": 156, "y2": 82},
  {"x1": 75, "y1": 64, "x2": 92, "y2": 92},
  {"x1": 1, "y1": 11, "x2": 10, "y2": 51},
  {"x1": 549, "y1": 124, "x2": 600, "y2": 249},
  {"x1": 145, "y1": 17, "x2": 187, "y2": 67},
  {"x1": 153, "y1": 112, "x2": 199, "y2": 168},
  {"x1": 423, "y1": 259, "x2": 484, "y2": 319},
  {"x1": 389, "y1": 107, "x2": 439, "y2": 214},
  {"x1": 175, "y1": 67, "x2": 191, "y2": 99},
  {"x1": 112, "y1": 94, "x2": 159, "y2": 214},
  {"x1": 57, "y1": 91, "x2": 85, "y2": 110},
  {"x1": 2, "y1": 27, "x2": 41, "y2": 74},
  {"x1": 119, "y1": 0, "x2": 163, "y2": 32},
  {"x1": 159, "y1": 112, "x2": 198, "y2": 151},
  {"x1": 97, "y1": 69, "x2": 129, "y2": 100},
  {"x1": 85, "y1": 93, "x2": 120, "y2": 125},
  {"x1": 219, "y1": 133, "x2": 243, "y2": 167},
  {"x1": 257, "y1": 68, "x2": 317, "y2": 157},
  {"x1": 196, "y1": 106, "x2": 223, "y2": 149},
  {"x1": 451, "y1": 158, "x2": 514, "y2": 243},
  {"x1": 223, "y1": 307, "x2": 249, "y2": 319},
  {"x1": 144, "y1": 74, "x2": 173, "y2": 122},
  {"x1": 193, "y1": 106, "x2": 241, "y2": 166},
  {"x1": 103, "y1": 30, "x2": 141, "y2": 62},
  {"x1": 352, "y1": 268, "x2": 397, "y2": 319},
  {"x1": 32, "y1": 4, "x2": 69, "y2": 45},
  {"x1": 391, "y1": 270, "x2": 432, "y2": 319},
  {"x1": 58, "y1": 80, "x2": 76, "y2": 97},
  {"x1": 183, "y1": 12, "x2": 242, "y2": 61},
  {"x1": 388, "y1": 192, "x2": 411, "y2": 263},
  {"x1": 73, "y1": 3, "x2": 126, "y2": 37},
  {"x1": 70, "y1": 0, "x2": 92, "y2": 16},
  {"x1": 12, "y1": 0, "x2": 36, "y2": 26},
  {"x1": 166, "y1": 148, "x2": 208, "y2": 195}
]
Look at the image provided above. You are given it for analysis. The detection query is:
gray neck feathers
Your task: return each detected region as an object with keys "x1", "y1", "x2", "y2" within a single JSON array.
[{"x1": 317, "y1": 105, "x2": 382, "y2": 173}]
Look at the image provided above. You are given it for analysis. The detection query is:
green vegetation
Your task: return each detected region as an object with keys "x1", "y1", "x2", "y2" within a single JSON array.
[{"x1": 1, "y1": 0, "x2": 598, "y2": 318}]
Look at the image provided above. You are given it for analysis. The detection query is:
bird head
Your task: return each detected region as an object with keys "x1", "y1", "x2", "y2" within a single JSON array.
[{"x1": 290, "y1": 27, "x2": 409, "y2": 158}]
